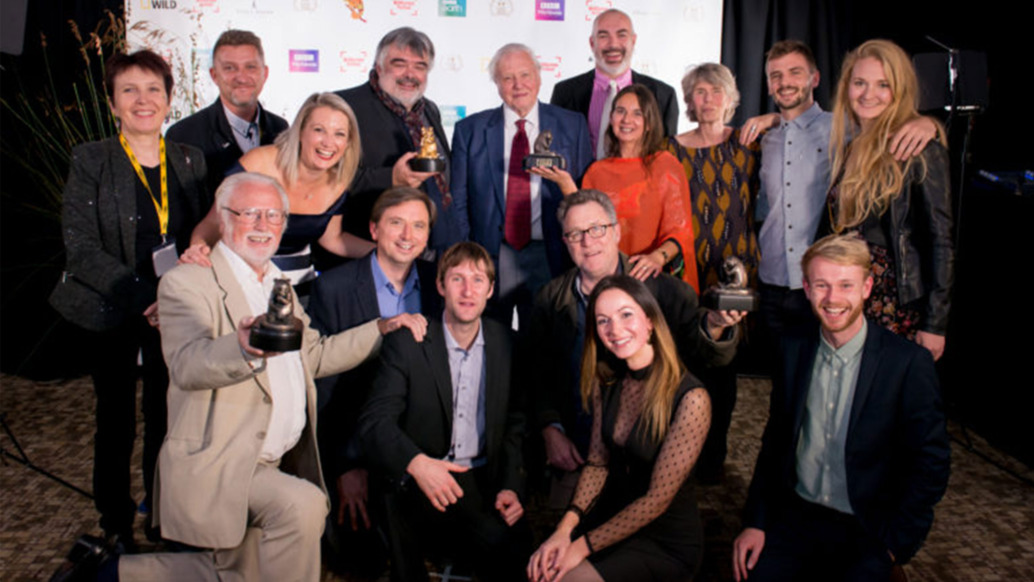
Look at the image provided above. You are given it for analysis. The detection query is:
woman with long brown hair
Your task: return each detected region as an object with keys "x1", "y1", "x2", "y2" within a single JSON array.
[
  {"x1": 528, "y1": 275, "x2": 710, "y2": 582},
  {"x1": 821, "y1": 39, "x2": 952, "y2": 360},
  {"x1": 577, "y1": 85, "x2": 698, "y2": 290}
]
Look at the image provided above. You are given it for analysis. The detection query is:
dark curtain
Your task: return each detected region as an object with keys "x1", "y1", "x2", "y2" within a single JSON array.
[{"x1": 721, "y1": 0, "x2": 851, "y2": 126}]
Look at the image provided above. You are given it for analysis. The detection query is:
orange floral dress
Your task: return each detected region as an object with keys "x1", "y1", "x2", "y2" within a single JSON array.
[{"x1": 582, "y1": 151, "x2": 699, "y2": 292}]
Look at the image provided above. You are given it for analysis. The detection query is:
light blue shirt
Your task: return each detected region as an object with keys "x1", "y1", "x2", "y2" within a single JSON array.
[
  {"x1": 795, "y1": 319, "x2": 867, "y2": 514},
  {"x1": 370, "y1": 251, "x2": 422, "y2": 317},
  {"x1": 222, "y1": 102, "x2": 261, "y2": 154},
  {"x1": 443, "y1": 319, "x2": 487, "y2": 468},
  {"x1": 757, "y1": 102, "x2": 832, "y2": 289}
]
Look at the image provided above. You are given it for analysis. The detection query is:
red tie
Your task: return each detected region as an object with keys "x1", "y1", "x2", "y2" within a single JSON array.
[{"x1": 505, "y1": 119, "x2": 531, "y2": 249}]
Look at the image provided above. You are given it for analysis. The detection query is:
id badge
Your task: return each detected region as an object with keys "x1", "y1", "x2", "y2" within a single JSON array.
[{"x1": 152, "y1": 236, "x2": 178, "y2": 278}]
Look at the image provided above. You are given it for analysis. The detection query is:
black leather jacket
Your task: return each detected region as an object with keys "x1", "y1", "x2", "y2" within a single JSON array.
[{"x1": 821, "y1": 142, "x2": 954, "y2": 335}]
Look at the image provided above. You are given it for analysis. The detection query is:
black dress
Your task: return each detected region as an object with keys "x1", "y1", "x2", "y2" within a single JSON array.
[{"x1": 573, "y1": 367, "x2": 709, "y2": 581}]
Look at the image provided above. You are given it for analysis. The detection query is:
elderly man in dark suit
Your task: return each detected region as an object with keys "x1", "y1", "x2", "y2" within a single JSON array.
[
  {"x1": 452, "y1": 42, "x2": 593, "y2": 328},
  {"x1": 550, "y1": 8, "x2": 679, "y2": 158},
  {"x1": 359, "y1": 242, "x2": 529, "y2": 582},
  {"x1": 732, "y1": 234, "x2": 950, "y2": 582},
  {"x1": 165, "y1": 29, "x2": 287, "y2": 194},
  {"x1": 306, "y1": 187, "x2": 442, "y2": 575},
  {"x1": 334, "y1": 27, "x2": 466, "y2": 256}
]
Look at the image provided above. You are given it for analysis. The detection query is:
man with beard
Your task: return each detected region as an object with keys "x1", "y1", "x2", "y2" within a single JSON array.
[
  {"x1": 550, "y1": 8, "x2": 679, "y2": 158},
  {"x1": 335, "y1": 27, "x2": 466, "y2": 257},
  {"x1": 166, "y1": 30, "x2": 288, "y2": 194},
  {"x1": 732, "y1": 234, "x2": 949, "y2": 581},
  {"x1": 748, "y1": 40, "x2": 938, "y2": 352}
]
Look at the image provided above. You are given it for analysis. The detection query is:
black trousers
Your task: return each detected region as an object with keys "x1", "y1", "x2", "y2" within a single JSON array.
[
  {"x1": 748, "y1": 496, "x2": 893, "y2": 582},
  {"x1": 757, "y1": 283, "x2": 816, "y2": 374},
  {"x1": 89, "y1": 317, "x2": 168, "y2": 536},
  {"x1": 381, "y1": 467, "x2": 531, "y2": 582}
]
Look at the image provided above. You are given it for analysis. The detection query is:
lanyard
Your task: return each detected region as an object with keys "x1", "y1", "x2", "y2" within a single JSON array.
[{"x1": 119, "y1": 133, "x2": 169, "y2": 237}]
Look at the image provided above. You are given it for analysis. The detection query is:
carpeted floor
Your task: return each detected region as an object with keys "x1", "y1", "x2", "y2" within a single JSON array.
[{"x1": 2, "y1": 373, "x2": 1032, "y2": 581}]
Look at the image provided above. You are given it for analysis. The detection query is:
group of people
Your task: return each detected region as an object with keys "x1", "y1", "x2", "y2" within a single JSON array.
[{"x1": 50, "y1": 8, "x2": 953, "y2": 582}]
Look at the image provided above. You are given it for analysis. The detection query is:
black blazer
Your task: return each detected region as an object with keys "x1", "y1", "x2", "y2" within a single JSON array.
[
  {"x1": 50, "y1": 137, "x2": 208, "y2": 332},
  {"x1": 549, "y1": 69, "x2": 680, "y2": 138},
  {"x1": 334, "y1": 83, "x2": 464, "y2": 253},
  {"x1": 743, "y1": 321, "x2": 950, "y2": 564},
  {"x1": 307, "y1": 253, "x2": 442, "y2": 477},
  {"x1": 359, "y1": 318, "x2": 525, "y2": 496},
  {"x1": 165, "y1": 99, "x2": 288, "y2": 194}
]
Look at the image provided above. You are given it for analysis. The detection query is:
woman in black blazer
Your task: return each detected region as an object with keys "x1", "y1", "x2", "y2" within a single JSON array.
[{"x1": 49, "y1": 49, "x2": 209, "y2": 548}]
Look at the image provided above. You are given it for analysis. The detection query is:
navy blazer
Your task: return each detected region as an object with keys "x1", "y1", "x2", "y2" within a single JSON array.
[
  {"x1": 744, "y1": 321, "x2": 950, "y2": 564},
  {"x1": 549, "y1": 69, "x2": 680, "y2": 138},
  {"x1": 359, "y1": 318, "x2": 525, "y2": 496},
  {"x1": 307, "y1": 253, "x2": 441, "y2": 477},
  {"x1": 165, "y1": 99, "x2": 287, "y2": 194},
  {"x1": 452, "y1": 102, "x2": 593, "y2": 277}
]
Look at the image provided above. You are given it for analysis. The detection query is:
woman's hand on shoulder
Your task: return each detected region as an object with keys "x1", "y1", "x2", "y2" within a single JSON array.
[
  {"x1": 179, "y1": 242, "x2": 212, "y2": 267},
  {"x1": 739, "y1": 113, "x2": 780, "y2": 145}
]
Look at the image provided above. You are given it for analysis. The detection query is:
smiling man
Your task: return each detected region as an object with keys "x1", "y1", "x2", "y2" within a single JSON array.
[
  {"x1": 550, "y1": 8, "x2": 679, "y2": 157},
  {"x1": 359, "y1": 242, "x2": 530, "y2": 582},
  {"x1": 335, "y1": 27, "x2": 465, "y2": 257},
  {"x1": 452, "y1": 43, "x2": 592, "y2": 329},
  {"x1": 50, "y1": 172, "x2": 426, "y2": 581},
  {"x1": 732, "y1": 234, "x2": 950, "y2": 581},
  {"x1": 525, "y1": 189, "x2": 741, "y2": 506},
  {"x1": 166, "y1": 30, "x2": 288, "y2": 195},
  {"x1": 306, "y1": 187, "x2": 442, "y2": 575}
]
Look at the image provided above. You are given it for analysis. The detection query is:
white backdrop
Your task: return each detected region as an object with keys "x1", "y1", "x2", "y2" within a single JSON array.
[{"x1": 126, "y1": 0, "x2": 723, "y2": 139}]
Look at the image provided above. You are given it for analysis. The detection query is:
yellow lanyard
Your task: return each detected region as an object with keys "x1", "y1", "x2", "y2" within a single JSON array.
[{"x1": 119, "y1": 133, "x2": 169, "y2": 237}]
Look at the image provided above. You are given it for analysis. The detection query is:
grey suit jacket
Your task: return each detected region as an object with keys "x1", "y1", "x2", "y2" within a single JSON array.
[
  {"x1": 50, "y1": 137, "x2": 208, "y2": 331},
  {"x1": 154, "y1": 245, "x2": 382, "y2": 548}
]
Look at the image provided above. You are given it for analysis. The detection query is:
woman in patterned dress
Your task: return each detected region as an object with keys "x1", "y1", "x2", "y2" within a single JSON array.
[
  {"x1": 665, "y1": 63, "x2": 759, "y2": 482},
  {"x1": 821, "y1": 39, "x2": 952, "y2": 360}
]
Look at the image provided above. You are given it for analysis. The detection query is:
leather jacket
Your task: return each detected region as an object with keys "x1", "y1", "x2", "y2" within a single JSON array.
[{"x1": 822, "y1": 142, "x2": 954, "y2": 335}]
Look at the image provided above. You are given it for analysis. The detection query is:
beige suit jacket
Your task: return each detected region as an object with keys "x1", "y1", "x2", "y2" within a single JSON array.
[{"x1": 154, "y1": 245, "x2": 381, "y2": 548}]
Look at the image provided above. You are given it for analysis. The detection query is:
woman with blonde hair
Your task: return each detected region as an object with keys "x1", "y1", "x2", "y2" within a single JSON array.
[
  {"x1": 189, "y1": 92, "x2": 373, "y2": 288},
  {"x1": 821, "y1": 39, "x2": 952, "y2": 360},
  {"x1": 528, "y1": 275, "x2": 710, "y2": 582}
]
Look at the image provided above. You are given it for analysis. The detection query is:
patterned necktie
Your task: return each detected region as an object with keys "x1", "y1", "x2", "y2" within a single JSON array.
[{"x1": 505, "y1": 119, "x2": 531, "y2": 249}]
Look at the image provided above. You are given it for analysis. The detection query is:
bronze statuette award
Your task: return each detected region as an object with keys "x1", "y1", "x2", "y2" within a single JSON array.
[
  {"x1": 701, "y1": 257, "x2": 759, "y2": 312},
  {"x1": 408, "y1": 127, "x2": 446, "y2": 173},
  {"x1": 523, "y1": 130, "x2": 567, "y2": 171},
  {"x1": 250, "y1": 278, "x2": 303, "y2": 352}
]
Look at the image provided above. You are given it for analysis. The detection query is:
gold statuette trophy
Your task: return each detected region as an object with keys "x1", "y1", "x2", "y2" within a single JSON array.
[
  {"x1": 523, "y1": 130, "x2": 567, "y2": 170},
  {"x1": 408, "y1": 126, "x2": 446, "y2": 173},
  {"x1": 249, "y1": 278, "x2": 303, "y2": 351},
  {"x1": 701, "y1": 257, "x2": 759, "y2": 312}
]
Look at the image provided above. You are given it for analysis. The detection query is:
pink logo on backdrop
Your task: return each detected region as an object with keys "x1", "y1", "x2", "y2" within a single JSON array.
[
  {"x1": 289, "y1": 50, "x2": 319, "y2": 73},
  {"x1": 538, "y1": 55, "x2": 563, "y2": 79},
  {"x1": 339, "y1": 50, "x2": 370, "y2": 73},
  {"x1": 584, "y1": 0, "x2": 612, "y2": 20},
  {"x1": 535, "y1": 0, "x2": 564, "y2": 20},
  {"x1": 391, "y1": 0, "x2": 419, "y2": 16}
]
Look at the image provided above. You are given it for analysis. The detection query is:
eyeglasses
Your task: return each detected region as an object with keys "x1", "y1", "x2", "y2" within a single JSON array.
[
  {"x1": 221, "y1": 206, "x2": 288, "y2": 225},
  {"x1": 562, "y1": 223, "x2": 615, "y2": 243}
]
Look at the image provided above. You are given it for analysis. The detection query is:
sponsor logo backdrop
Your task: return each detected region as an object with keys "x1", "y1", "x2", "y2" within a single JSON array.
[{"x1": 127, "y1": 0, "x2": 722, "y2": 138}]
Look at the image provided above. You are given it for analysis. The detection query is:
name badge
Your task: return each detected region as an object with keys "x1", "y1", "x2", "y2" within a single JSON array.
[{"x1": 152, "y1": 237, "x2": 178, "y2": 278}]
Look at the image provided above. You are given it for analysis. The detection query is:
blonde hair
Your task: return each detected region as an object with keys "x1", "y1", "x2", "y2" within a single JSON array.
[
  {"x1": 829, "y1": 39, "x2": 946, "y2": 231},
  {"x1": 580, "y1": 275, "x2": 685, "y2": 444},
  {"x1": 274, "y1": 92, "x2": 361, "y2": 190},
  {"x1": 801, "y1": 234, "x2": 872, "y2": 279},
  {"x1": 681, "y1": 62, "x2": 740, "y2": 124}
]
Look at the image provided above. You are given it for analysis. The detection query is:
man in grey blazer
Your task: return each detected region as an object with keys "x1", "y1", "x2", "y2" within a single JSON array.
[{"x1": 54, "y1": 172, "x2": 425, "y2": 581}]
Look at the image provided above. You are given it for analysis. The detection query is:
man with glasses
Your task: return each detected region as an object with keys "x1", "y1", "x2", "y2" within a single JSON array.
[
  {"x1": 524, "y1": 189, "x2": 743, "y2": 504},
  {"x1": 57, "y1": 172, "x2": 424, "y2": 582}
]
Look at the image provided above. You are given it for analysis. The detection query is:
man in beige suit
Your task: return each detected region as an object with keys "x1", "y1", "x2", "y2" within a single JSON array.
[{"x1": 101, "y1": 172, "x2": 426, "y2": 581}]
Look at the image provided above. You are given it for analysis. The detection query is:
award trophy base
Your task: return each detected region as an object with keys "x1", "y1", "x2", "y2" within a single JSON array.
[
  {"x1": 701, "y1": 289, "x2": 759, "y2": 312},
  {"x1": 249, "y1": 315, "x2": 303, "y2": 352},
  {"x1": 523, "y1": 154, "x2": 567, "y2": 171},
  {"x1": 408, "y1": 157, "x2": 446, "y2": 173}
]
